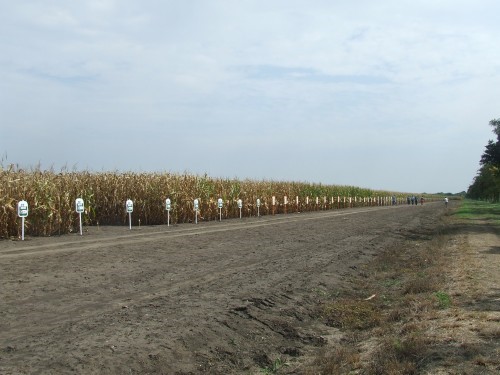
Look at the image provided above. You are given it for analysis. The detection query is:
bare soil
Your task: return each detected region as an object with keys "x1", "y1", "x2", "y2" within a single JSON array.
[{"x1": 0, "y1": 201, "x2": 497, "y2": 374}]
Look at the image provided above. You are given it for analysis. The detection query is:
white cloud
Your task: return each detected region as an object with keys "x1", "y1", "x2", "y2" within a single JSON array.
[{"x1": 0, "y1": 1, "x2": 499, "y2": 192}]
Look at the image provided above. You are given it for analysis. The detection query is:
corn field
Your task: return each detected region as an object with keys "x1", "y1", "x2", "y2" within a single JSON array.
[{"x1": 0, "y1": 165, "x2": 418, "y2": 238}]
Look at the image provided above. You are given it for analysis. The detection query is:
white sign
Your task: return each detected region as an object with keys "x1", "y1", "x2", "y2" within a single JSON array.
[
  {"x1": 75, "y1": 198, "x2": 84, "y2": 213},
  {"x1": 126, "y1": 199, "x2": 134, "y2": 213},
  {"x1": 193, "y1": 199, "x2": 200, "y2": 224},
  {"x1": 165, "y1": 198, "x2": 171, "y2": 226},
  {"x1": 17, "y1": 200, "x2": 29, "y2": 218},
  {"x1": 256, "y1": 198, "x2": 261, "y2": 207},
  {"x1": 218, "y1": 198, "x2": 223, "y2": 221},
  {"x1": 75, "y1": 198, "x2": 85, "y2": 235},
  {"x1": 126, "y1": 199, "x2": 133, "y2": 229},
  {"x1": 237, "y1": 199, "x2": 242, "y2": 219},
  {"x1": 18, "y1": 200, "x2": 28, "y2": 241}
]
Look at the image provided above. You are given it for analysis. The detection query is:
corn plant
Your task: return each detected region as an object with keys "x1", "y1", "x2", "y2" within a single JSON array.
[{"x1": 0, "y1": 165, "x2": 424, "y2": 238}]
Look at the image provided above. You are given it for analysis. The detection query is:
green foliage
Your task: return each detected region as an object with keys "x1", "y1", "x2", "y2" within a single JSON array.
[
  {"x1": 434, "y1": 291, "x2": 452, "y2": 309},
  {"x1": 261, "y1": 357, "x2": 288, "y2": 374},
  {"x1": 467, "y1": 166, "x2": 500, "y2": 202},
  {"x1": 453, "y1": 199, "x2": 500, "y2": 224},
  {"x1": 468, "y1": 118, "x2": 500, "y2": 201}
]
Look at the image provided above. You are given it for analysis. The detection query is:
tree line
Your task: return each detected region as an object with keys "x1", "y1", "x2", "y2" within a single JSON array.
[{"x1": 467, "y1": 118, "x2": 500, "y2": 201}]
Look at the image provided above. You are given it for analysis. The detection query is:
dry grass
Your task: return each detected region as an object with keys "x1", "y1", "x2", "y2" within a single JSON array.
[
  {"x1": 365, "y1": 334, "x2": 430, "y2": 375},
  {"x1": 322, "y1": 299, "x2": 382, "y2": 330},
  {"x1": 296, "y1": 209, "x2": 500, "y2": 375},
  {"x1": 303, "y1": 347, "x2": 361, "y2": 375},
  {"x1": 478, "y1": 325, "x2": 500, "y2": 340}
]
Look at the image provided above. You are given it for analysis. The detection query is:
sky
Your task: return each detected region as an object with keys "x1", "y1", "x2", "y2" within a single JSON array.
[{"x1": 1, "y1": 1, "x2": 499, "y2": 194}]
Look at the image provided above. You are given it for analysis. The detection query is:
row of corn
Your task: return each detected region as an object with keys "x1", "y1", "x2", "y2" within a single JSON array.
[{"x1": 0, "y1": 166, "x2": 420, "y2": 238}]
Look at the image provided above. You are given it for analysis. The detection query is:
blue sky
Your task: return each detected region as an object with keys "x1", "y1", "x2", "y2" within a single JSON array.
[{"x1": 1, "y1": 1, "x2": 499, "y2": 193}]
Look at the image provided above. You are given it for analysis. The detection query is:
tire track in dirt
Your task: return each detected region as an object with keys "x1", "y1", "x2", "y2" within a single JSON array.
[
  {"x1": 0, "y1": 205, "x2": 405, "y2": 258},
  {"x1": 1, "y1": 214, "x2": 386, "y2": 339},
  {"x1": 0, "y1": 203, "x2": 442, "y2": 374}
]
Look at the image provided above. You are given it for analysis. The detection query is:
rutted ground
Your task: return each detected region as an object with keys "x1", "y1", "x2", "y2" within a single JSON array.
[{"x1": 1, "y1": 203, "x2": 448, "y2": 374}]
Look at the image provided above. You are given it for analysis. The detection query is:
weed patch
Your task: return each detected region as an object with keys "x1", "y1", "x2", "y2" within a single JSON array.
[
  {"x1": 433, "y1": 291, "x2": 452, "y2": 309},
  {"x1": 365, "y1": 334, "x2": 430, "y2": 375},
  {"x1": 260, "y1": 357, "x2": 288, "y2": 374},
  {"x1": 304, "y1": 347, "x2": 360, "y2": 375},
  {"x1": 322, "y1": 299, "x2": 381, "y2": 330},
  {"x1": 403, "y1": 274, "x2": 438, "y2": 294}
]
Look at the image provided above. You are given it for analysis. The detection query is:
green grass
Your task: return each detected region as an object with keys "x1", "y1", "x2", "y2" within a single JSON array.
[
  {"x1": 453, "y1": 199, "x2": 500, "y2": 224},
  {"x1": 434, "y1": 291, "x2": 452, "y2": 309},
  {"x1": 260, "y1": 357, "x2": 288, "y2": 374}
]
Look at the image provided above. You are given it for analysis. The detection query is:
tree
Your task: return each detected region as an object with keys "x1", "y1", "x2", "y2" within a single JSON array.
[
  {"x1": 489, "y1": 118, "x2": 500, "y2": 137},
  {"x1": 467, "y1": 165, "x2": 500, "y2": 201},
  {"x1": 480, "y1": 119, "x2": 500, "y2": 168},
  {"x1": 467, "y1": 118, "x2": 500, "y2": 201}
]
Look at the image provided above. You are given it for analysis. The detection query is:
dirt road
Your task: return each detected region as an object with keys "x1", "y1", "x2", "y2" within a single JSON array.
[{"x1": 0, "y1": 202, "x2": 445, "y2": 374}]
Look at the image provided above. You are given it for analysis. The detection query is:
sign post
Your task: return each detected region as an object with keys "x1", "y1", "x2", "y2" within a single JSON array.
[
  {"x1": 194, "y1": 199, "x2": 199, "y2": 224},
  {"x1": 126, "y1": 199, "x2": 133, "y2": 230},
  {"x1": 17, "y1": 200, "x2": 28, "y2": 241},
  {"x1": 75, "y1": 198, "x2": 84, "y2": 235},
  {"x1": 165, "y1": 198, "x2": 171, "y2": 226},
  {"x1": 218, "y1": 198, "x2": 223, "y2": 221},
  {"x1": 256, "y1": 198, "x2": 261, "y2": 217},
  {"x1": 237, "y1": 199, "x2": 242, "y2": 219}
]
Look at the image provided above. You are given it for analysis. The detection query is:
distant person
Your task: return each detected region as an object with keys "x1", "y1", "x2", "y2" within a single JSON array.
[
  {"x1": 407, "y1": 196, "x2": 411, "y2": 205},
  {"x1": 392, "y1": 195, "x2": 396, "y2": 205},
  {"x1": 420, "y1": 197, "x2": 424, "y2": 205},
  {"x1": 444, "y1": 197, "x2": 449, "y2": 207}
]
